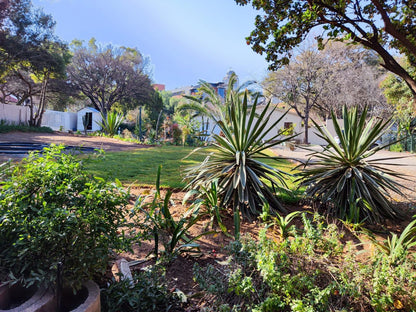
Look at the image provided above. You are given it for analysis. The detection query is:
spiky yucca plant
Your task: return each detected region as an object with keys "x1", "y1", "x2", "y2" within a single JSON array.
[
  {"x1": 185, "y1": 91, "x2": 295, "y2": 237},
  {"x1": 297, "y1": 105, "x2": 407, "y2": 223},
  {"x1": 97, "y1": 111, "x2": 124, "y2": 136}
]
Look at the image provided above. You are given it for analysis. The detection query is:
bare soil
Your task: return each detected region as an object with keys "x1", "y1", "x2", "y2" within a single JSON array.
[{"x1": 0, "y1": 131, "x2": 146, "y2": 161}]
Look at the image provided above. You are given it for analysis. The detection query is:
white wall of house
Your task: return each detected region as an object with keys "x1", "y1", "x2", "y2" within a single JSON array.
[
  {"x1": 0, "y1": 103, "x2": 29, "y2": 124},
  {"x1": 194, "y1": 115, "x2": 221, "y2": 140},
  {"x1": 77, "y1": 107, "x2": 102, "y2": 132},
  {"x1": 254, "y1": 104, "x2": 303, "y2": 142},
  {"x1": 41, "y1": 110, "x2": 77, "y2": 131},
  {"x1": 307, "y1": 119, "x2": 344, "y2": 145}
]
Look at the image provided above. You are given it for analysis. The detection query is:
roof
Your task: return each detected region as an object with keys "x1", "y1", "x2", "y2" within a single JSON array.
[{"x1": 77, "y1": 107, "x2": 100, "y2": 113}]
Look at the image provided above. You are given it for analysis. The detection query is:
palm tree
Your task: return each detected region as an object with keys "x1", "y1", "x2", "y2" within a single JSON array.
[{"x1": 177, "y1": 72, "x2": 259, "y2": 135}]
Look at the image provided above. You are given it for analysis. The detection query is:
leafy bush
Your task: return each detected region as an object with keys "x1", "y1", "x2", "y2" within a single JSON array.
[
  {"x1": 185, "y1": 91, "x2": 295, "y2": 238},
  {"x1": 101, "y1": 266, "x2": 183, "y2": 312},
  {"x1": 297, "y1": 105, "x2": 406, "y2": 223},
  {"x1": 0, "y1": 145, "x2": 130, "y2": 290}
]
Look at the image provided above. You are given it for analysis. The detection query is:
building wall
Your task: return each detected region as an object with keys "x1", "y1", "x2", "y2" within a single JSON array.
[
  {"x1": 0, "y1": 103, "x2": 30, "y2": 124},
  {"x1": 254, "y1": 105, "x2": 303, "y2": 142},
  {"x1": 41, "y1": 110, "x2": 77, "y2": 131},
  {"x1": 77, "y1": 108, "x2": 102, "y2": 132}
]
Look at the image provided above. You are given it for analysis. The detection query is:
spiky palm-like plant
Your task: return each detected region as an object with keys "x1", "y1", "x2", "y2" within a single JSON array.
[
  {"x1": 97, "y1": 111, "x2": 124, "y2": 136},
  {"x1": 297, "y1": 105, "x2": 407, "y2": 223},
  {"x1": 185, "y1": 91, "x2": 295, "y2": 238}
]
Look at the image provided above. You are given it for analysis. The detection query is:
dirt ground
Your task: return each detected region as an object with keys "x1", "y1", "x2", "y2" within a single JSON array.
[
  {"x1": 0, "y1": 131, "x2": 145, "y2": 151},
  {"x1": 0, "y1": 131, "x2": 147, "y2": 161}
]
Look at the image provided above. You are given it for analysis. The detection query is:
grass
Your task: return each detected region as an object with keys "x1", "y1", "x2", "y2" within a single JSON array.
[
  {"x1": 82, "y1": 145, "x2": 298, "y2": 190},
  {"x1": 82, "y1": 145, "x2": 206, "y2": 188}
]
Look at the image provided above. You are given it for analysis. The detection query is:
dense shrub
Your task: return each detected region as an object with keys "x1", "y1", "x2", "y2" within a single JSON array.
[
  {"x1": 0, "y1": 145, "x2": 130, "y2": 290},
  {"x1": 101, "y1": 266, "x2": 184, "y2": 312}
]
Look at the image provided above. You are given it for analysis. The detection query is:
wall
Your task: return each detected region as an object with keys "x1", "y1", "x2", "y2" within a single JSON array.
[
  {"x1": 41, "y1": 110, "x2": 77, "y2": 131},
  {"x1": 77, "y1": 108, "x2": 102, "y2": 132},
  {"x1": 0, "y1": 103, "x2": 29, "y2": 124}
]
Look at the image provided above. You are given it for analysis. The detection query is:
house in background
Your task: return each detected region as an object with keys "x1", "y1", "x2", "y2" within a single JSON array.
[{"x1": 77, "y1": 107, "x2": 102, "y2": 133}]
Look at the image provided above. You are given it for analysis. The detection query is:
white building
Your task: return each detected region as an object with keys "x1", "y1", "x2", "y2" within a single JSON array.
[
  {"x1": 77, "y1": 107, "x2": 102, "y2": 132},
  {"x1": 41, "y1": 110, "x2": 77, "y2": 131}
]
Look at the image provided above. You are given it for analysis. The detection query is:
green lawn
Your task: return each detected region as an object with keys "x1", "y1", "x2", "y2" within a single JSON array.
[{"x1": 82, "y1": 145, "x2": 298, "y2": 190}]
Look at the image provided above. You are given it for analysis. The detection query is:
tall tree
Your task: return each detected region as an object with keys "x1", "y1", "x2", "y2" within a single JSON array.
[
  {"x1": 380, "y1": 58, "x2": 416, "y2": 139},
  {"x1": 314, "y1": 42, "x2": 390, "y2": 119},
  {"x1": 0, "y1": 0, "x2": 57, "y2": 79},
  {"x1": 263, "y1": 48, "x2": 331, "y2": 144},
  {"x1": 67, "y1": 39, "x2": 153, "y2": 116},
  {"x1": 1, "y1": 0, "x2": 71, "y2": 126},
  {"x1": 235, "y1": 0, "x2": 416, "y2": 97}
]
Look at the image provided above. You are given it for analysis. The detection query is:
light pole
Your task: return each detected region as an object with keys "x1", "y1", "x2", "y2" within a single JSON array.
[{"x1": 139, "y1": 106, "x2": 142, "y2": 141}]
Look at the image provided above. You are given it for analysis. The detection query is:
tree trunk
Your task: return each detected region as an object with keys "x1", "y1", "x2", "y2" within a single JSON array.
[
  {"x1": 34, "y1": 74, "x2": 49, "y2": 127},
  {"x1": 303, "y1": 114, "x2": 309, "y2": 144}
]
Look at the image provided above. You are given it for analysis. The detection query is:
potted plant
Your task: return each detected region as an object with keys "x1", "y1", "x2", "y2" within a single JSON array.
[{"x1": 0, "y1": 145, "x2": 130, "y2": 311}]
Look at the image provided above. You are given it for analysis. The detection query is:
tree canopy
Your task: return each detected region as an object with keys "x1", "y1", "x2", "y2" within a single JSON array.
[
  {"x1": 1, "y1": 0, "x2": 71, "y2": 126},
  {"x1": 235, "y1": 0, "x2": 416, "y2": 96},
  {"x1": 0, "y1": 0, "x2": 58, "y2": 79},
  {"x1": 67, "y1": 39, "x2": 153, "y2": 116}
]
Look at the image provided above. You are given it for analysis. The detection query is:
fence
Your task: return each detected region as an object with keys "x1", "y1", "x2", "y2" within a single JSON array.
[{"x1": 0, "y1": 103, "x2": 29, "y2": 124}]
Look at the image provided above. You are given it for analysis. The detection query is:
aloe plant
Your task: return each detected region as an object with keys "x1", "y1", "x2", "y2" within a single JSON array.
[
  {"x1": 297, "y1": 105, "x2": 408, "y2": 223},
  {"x1": 185, "y1": 91, "x2": 295, "y2": 238}
]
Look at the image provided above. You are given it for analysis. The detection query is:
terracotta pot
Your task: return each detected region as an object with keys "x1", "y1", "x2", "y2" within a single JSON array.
[
  {"x1": 0, "y1": 283, "x2": 54, "y2": 311},
  {"x1": 0, "y1": 281, "x2": 100, "y2": 312}
]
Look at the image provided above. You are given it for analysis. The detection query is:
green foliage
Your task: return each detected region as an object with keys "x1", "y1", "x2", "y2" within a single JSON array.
[
  {"x1": 101, "y1": 266, "x2": 183, "y2": 312},
  {"x1": 185, "y1": 91, "x2": 295, "y2": 238},
  {"x1": 144, "y1": 90, "x2": 165, "y2": 127},
  {"x1": 271, "y1": 210, "x2": 304, "y2": 239},
  {"x1": 367, "y1": 218, "x2": 416, "y2": 265},
  {"x1": 173, "y1": 111, "x2": 201, "y2": 146},
  {"x1": 0, "y1": 121, "x2": 53, "y2": 133},
  {"x1": 184, "y1": 180, "x2": 228, "y2": 235},
  {"x1": 97, "y1": 111, "x2": 124, "y2": 136},
  {"x1": 389, "y1": 142, "x2": 404, "y2": 152},
  {"x1": 0, "y1": 145, "x2": 130, "y2": 291},
  {"x1": 130, "y1": 166, "x2": 210, "y2": 262},
  {"x1": 235, "y1": 0, "x2": 416, "y2": 95},
  {"x1": 194, "y1": 218, "x2": 345, "y2": 312},
  {"x1": 194, "y1": 214, "x2": 416, "y2": 311},
  {"x1": 297, "y1": 105, "x2": 406, "y2": 223}
]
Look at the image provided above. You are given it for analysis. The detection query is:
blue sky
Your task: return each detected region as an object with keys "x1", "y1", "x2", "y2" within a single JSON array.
[{"x1": 32, "y1": 0, "x2": 269, "y2": 90}]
